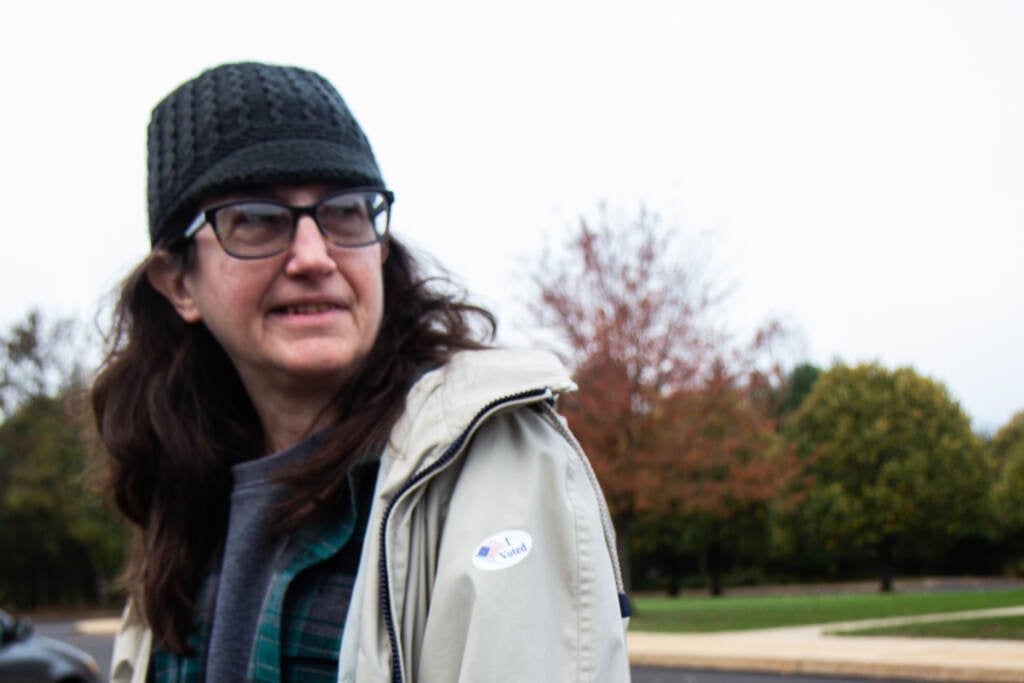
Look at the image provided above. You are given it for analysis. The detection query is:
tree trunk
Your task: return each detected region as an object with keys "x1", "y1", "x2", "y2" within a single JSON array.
[
  {"x1": 878, "y1": 534, "x2": 895, "y2": 593},
  {"x1": 708, "y1": 539, "x2": 724, "y2": 597},
  {"x1": 667, "y1": 569, "x2": 680, "y2": 597}
]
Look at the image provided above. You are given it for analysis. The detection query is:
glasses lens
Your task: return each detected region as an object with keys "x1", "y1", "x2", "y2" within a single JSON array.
[
  {"x1": 317, "y1": 191, "x2": 389, "y2": 246},
  {"x1": 214, "y1": 202, "x2": 293, "y2": 257}
]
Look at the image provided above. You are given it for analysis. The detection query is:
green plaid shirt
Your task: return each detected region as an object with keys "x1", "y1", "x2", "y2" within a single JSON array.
[{"x1": 150, "y1": 484, "x2": 367, "y2": 683}]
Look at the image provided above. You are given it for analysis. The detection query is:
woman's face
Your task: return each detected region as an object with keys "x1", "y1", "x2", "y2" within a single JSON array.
[{"x1": 151, "y1": 183, "x2": 387, "y2": 401}]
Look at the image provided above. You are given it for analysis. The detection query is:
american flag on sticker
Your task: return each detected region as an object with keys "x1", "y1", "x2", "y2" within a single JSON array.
[
  {"x1": 472, "y1": 530, "x2": 533, "y2": 571},
  {"x1": 475, "y1": 540, "x2": 505, "y2": 558}
]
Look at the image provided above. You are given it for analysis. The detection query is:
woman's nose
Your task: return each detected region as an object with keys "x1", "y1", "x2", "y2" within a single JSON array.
[{"x1": 284, "y1": 216, "x2": 335, "y2": 276}]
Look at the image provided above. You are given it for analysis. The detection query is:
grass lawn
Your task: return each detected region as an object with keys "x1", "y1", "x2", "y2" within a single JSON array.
[
  {"x1": 836, "y1": 614, "x2": 1024, "y2": 640},
  {"x1": 628, "y1": 588, "x2": 1024, "y2": 633}
]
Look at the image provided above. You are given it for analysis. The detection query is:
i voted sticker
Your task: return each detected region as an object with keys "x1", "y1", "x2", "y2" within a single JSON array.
[{"x1": 472, "y1": 530, "x2": 533, "y2": 571}]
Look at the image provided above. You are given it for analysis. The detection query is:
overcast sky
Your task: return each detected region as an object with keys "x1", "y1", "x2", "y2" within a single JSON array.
[{"x1": 1, "y1": 1, "x2": 1021, "y2": 431}]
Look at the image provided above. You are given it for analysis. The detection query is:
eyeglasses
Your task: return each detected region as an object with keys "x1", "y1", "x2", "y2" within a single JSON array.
[{"x1": 183, "y1": 188, "x2": 394, "y2": 259}]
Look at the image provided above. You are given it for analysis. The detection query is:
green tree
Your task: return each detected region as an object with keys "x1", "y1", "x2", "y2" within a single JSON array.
[
  {"x1": 778, "y1": 362, "x2": 821, "y2": 418},
  {"x1": 781, "y1": 362, "x2": 990, "y2": 591},
  {"x1": 990, "y1": 412, "x2": 1024, "y2": 570},
  {"x1": 989, "y1": 410, "x2": 1024, "y2": 468},
  {"x1": 0, "y1": 309, "x2": 90, "y2": 420},
  {"x1": 0, "y1": 395, "x2": 126, "y2": 607},
  {"x1": 992, "y1": 440, "x2": 1024, "y2": 532},
  {"x1": 0, "y1": 309, "x2": 125, "y2": 608}
]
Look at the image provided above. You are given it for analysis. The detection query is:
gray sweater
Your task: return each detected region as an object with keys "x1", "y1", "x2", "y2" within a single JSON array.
[{"x1": 204, "y1": 436, "x2": 318, "y2": 683}]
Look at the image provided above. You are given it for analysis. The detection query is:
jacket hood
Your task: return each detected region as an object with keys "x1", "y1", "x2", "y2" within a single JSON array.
[{"x1": 381, "y1": 348, "x2": 576, "y2": 488}]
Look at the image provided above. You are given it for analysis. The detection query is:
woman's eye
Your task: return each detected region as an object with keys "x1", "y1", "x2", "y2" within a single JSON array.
[
  {"x1": 242, "y1": 207, "x2": 283, "y2": 226},
  {"x1": 219, "y1": 205, "x2": 288, "y2": 241},
  {"x1": 320, "y1": 201, "x2": 365, "y2": 222}
]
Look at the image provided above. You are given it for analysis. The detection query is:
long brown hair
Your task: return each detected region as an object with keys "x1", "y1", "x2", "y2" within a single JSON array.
[{"x1": 91, "y1": 237, "x2": 495, "y2": 653}]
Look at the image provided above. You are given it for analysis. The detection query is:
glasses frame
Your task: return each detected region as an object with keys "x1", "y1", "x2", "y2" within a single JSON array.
[{"x1": 182, "y1": 187, "x2": 395, "y2": 259}]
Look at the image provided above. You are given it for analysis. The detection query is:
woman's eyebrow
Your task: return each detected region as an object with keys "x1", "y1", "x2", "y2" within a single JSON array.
[{"x1": 206, "y1": 184, "x2": 337, "y2": 206}]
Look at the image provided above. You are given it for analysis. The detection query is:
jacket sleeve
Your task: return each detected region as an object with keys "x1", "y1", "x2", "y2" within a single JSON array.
[{"x1": 413, "y1": 404, "x2": 631, "y2": 682}]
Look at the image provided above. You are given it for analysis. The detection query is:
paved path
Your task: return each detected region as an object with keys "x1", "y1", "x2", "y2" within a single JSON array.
[
  {"x1": 629, "y1": 606, "x2": 1024, "y2": 682},
  {"x1": 79, "y1": 608, "x2": 1024, "y2": 682}
]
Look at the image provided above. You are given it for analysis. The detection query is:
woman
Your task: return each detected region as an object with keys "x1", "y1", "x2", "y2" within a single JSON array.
[{"x1": 94, "y1": 62, "x2": 630, "y2": 683}]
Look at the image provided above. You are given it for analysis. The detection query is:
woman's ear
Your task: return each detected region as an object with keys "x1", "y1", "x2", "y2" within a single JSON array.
[{"x1": 146, "y1": 250, "x2": 202, "y2": 323}]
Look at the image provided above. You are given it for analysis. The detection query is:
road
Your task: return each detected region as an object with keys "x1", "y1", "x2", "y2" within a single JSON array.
[{"x1": 35, "y1": 621, "x2": 930, "y2": 683}]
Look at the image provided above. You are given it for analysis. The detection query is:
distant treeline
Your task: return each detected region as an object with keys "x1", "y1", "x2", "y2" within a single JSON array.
[{"x1": 2, "y1": 256, "x2": 1023, "y2": 608}]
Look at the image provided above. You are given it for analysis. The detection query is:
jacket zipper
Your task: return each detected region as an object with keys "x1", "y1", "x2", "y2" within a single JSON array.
[{"x1": 377, "y1": 387, "x2": 552, "y2": 683}]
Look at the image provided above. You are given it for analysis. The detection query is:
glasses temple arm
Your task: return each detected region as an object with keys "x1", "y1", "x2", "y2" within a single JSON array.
[{"x1": 183, "y1": 212, "x2": 208, "y2": 239}]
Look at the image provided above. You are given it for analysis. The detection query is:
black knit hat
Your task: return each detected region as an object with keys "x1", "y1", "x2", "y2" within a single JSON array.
[{"x1": 147, "y1": 62, "x2": 385, "y2": 246}]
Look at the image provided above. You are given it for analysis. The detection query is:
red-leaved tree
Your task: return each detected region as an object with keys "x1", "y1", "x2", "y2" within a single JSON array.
[{"x1": 531, "y1": 207, "x2": 798, "y2": 593}]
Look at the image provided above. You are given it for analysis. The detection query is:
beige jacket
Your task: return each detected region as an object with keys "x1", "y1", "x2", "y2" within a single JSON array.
[{"x1": 111, "y1": 349, "x2": 630, "y2": 682}]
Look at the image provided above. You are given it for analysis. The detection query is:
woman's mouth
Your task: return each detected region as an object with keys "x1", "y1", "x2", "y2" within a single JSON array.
[{"x1": 278, "y1": 303, "x2": 340, "y2": 315}]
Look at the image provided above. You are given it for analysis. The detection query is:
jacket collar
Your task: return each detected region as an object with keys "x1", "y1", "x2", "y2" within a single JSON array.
[{"x1": 380, "y1": 348, "x2": 575, "y2": 490}]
